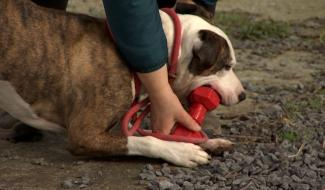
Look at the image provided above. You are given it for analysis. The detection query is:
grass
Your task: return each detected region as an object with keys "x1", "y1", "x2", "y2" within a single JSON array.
[
  {"x1": 278, "y1": 127, "x2": 317, "y2": 143},
  {"x1": 283, "y1": 93, "x2": 325, "y2": 121},
  {"x1": 320, "y1": 30, "x2": 325, "y2": 44},
  {"x1": 214, "y1": 12, "x2": 290, "y2": 40},
  {"x1": 278, "y1": 130, "x2": 298, "y2": 143},
  {"x1": 279, "y1": 91, "x2": 324, "y2": 143}
]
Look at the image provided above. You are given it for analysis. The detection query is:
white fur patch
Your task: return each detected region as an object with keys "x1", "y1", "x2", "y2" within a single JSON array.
[
  {"x1": 127, "y1": 136, "x2": 210, "y2": 167},
  {"x1": 0, "y1": 81, "x2": 63, "y2": 132},
  {"x1": 159, "y1": 12, "x2": 244, "y2": 104}
]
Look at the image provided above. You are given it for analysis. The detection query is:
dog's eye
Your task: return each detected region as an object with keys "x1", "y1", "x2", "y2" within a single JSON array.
[{"x1": 224, "y1": 65, "x2": 232, "y2": 70}]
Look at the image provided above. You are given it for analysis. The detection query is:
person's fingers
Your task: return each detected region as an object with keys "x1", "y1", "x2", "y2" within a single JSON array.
[
  {"x1": 152, "y1": 119, "x2": 174, "y2": 135},
  {"x1": 177, "y1": 110, "x2": 201, "y2": 131}
]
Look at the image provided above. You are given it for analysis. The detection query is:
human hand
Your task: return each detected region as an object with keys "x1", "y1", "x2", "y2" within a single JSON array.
[
  {"x1": 149, "y1": 86, "x2": 201, "y2": 134},
  {"x1": 137, "y1": 65, "x2": 201, "y2": 134}
]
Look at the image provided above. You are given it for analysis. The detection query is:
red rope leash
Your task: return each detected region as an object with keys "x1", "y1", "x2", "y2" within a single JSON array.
[
  {"x1": 120, "y1": 8, "x2": 217, "y2": 144},
  {"x1": 162, "y1": 8, "x2": 181, "y2": 82}
]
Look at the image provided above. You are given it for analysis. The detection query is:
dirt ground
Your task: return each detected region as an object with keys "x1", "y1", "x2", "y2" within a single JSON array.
[{"x1": 1, "y1": 0, "x2": 324, "y2": 190}]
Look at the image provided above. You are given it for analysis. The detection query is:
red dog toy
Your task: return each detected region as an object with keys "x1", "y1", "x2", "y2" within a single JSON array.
[{"x1": 121, "y1": 86, "x2": 221, "y2": 144}]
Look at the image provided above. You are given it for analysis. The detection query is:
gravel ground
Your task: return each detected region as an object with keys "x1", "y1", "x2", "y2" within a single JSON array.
[
  {"x1": 138, "y1": 14, "x2": 325, "y2": 188},
  {"x1": 1, "y1": 0, "x2": 325, "y2": 189}
]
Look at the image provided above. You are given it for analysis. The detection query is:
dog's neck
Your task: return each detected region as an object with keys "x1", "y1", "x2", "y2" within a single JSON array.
[{"x1": 159, "y1": 11, "x2": 203, "y2": 99}]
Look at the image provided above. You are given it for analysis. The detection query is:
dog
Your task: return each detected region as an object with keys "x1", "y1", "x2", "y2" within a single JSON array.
[{"x1": 0, "y1": 0, "x2": 245, "y2": 167}]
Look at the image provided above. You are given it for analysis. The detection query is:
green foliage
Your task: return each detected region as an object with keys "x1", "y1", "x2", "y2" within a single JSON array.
[
  {"x1": 214, "y1": 12, "x2": 290, "y2": 40},
  {"x1": 283, "y1": 93, "x2": 324, "y2": 121},
  {"x1": 278, "y1": 130, "x2": 298, "y2": 142},
  {"x1": 320, "y1": 30, "x2": 325, "y2": 44},
  {"x1": 278, "y1": 127, "x2": 317, "y2": 143},
  {"x1": 239, "y1": 20, "x2": 289, "y2": 40}
]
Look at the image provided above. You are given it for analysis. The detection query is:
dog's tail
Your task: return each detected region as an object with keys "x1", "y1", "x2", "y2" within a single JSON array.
[{"x1": 0, "y1": 81, "x2": 64, "y2": 133}]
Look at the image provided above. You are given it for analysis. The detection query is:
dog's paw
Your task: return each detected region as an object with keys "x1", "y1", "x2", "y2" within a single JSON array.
[
  {"x1": 156, "y1": 140, "x2": 211, "y2": 167},
  {"x1": 199, "y1": 138, "x2": 234, "y2": 155}
]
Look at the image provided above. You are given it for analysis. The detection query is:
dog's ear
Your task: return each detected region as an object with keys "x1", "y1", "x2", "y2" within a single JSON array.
[{"x1": 189, "y1": 30, "x2": 231, "y2": 76}]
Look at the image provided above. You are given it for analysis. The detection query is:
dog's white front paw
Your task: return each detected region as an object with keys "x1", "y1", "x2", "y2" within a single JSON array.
[
  {"x1": 127, "y1": 136, "x2": 210, "y2": 167},
  {"x1": 154, "y1": 139, "x2": 211, "y2": 167}
]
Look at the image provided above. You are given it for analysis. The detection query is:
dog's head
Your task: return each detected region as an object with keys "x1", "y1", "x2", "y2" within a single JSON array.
[{"x1": 166, "y1": 14, "x2": 245, "y2": 106}]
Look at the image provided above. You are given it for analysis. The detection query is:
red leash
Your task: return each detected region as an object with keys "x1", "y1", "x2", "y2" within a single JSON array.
[{"x1": 120, "y1": 8, "x2": 218, "y2": 144}]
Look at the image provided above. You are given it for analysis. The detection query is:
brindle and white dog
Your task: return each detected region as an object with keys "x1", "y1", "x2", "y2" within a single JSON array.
[{"x1": 0, "y1": 0, "x2": 245, "y2": 167}]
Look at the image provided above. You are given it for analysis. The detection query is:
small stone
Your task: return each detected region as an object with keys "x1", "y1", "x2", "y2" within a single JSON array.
[
  {"x1": 256, "y1": 176, "x2": 266, "y2": 185},
  {"x1": 214, "y1": 174, "x2": 226, "y2": 181},
  {"x1": 155, "y1": 171, "x2": 163, "y2": 176},
  {"x1": 146, "y1": 164, "x2": 154, "y2": 171},
  {"x1": 158, "y1": 180, "x2": 174, "y2": 190},
  {"x1": 242, "y1": 81, "x2": 257, "y2": 92},
  {"x1": 230, "y1": 127, "x2": 239, "y2": 134},
  {"x1": 264, "y1": 104, "x2": 283, "y2": 118},
  {"x1": 296, "y1": 83, "x2": 304, "y2": 90},
  {"x1": 230, "y1": 163, "x2": 242, "y2": 171},
  {"x1": 291, "y1": 175, "x2": 302, "y2": 183},
  {"x1": 139, "y1": 173, "x2": 155, "y2": 180},
  {"x1": 268, "y1": 153, "x2": 280, "y2": 162},
  {"x1": 305, "y1": 170, "x2": 317, "y2": 179},
  {"x1": 259, "y1": 186, "x2": 269, "y2": 190},
  {"x1": 319, "y1": 81, "x2": 325, "y2": 89},
  {"x1": 290, "y1": 183, "x2": 310, "y2": 190},
  {"x1": 194, "y1": 183, "x2": 207, "y2": 190},
  {"x1": 61, "y1": 179, "x2": 73, "y2": 189},
  {"x1": 303, "y1": 154, "x2": 314, "y2": 165},
  {"x1": 232, "y1": 178, "x2": 243, "y2": 185},
  {"x1": 81, "y1": 176, "x2": 90, "y2": 185},
  {"x1": 161, "y1": 166, "x2": 171, "y2": 176},
  {"x1": 79, "y1": 184, "x2": 87, "y2": 189},
  {"x1": 244, "y1": 156, "x2": 254, "y2": 165},
  {"x1": 174, "y1": 168, "x2": 184, "y2": 175},
  {"x1": 31, "y1": 158, "x2": 48, "y2": 166},
  {"x1": 76, "y1": 161, "x2": 85, "y2": 165},
  {"x1": 198, "y1": 176, "x2": 210, "y2": 183},
  {"x1": 268, "y1": 173, "x2": 282, "y2": 186},
  {"x1": 183, "y1": 181, "x2": 194, "y2": 190}
]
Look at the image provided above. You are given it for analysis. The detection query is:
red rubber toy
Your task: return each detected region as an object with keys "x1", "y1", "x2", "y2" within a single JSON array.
[{"x1": 121, "y1": 86, "x2": 221, "y2": 144}]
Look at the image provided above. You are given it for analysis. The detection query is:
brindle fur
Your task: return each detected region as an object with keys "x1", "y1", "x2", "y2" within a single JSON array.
[{"x1": 0, "y1": 0, "x2": 133, "y2": 155}]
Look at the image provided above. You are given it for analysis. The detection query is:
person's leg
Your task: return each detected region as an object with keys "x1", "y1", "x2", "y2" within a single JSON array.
[
  {"x1": 157, "y1": 0, "x2": 177, "y2": 8},
  {"x1": 197, "y1": 0, "x2": 218, "y2": 13},
  {"x1": 31, "y1": 0, "x2": 68, "y2": 10},
  {"x1": 176, "y1": 0, "x2": 218, "y2": 22}
]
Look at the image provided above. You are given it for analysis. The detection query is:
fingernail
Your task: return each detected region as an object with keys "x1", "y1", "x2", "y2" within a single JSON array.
[{"x1": 195, "y1": 125, "x2": 201, "y2": 130}]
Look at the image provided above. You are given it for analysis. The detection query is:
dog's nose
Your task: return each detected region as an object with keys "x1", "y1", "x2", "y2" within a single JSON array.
[{"x1": 238, "y1": 92, "x2": 246, "y2": 102}]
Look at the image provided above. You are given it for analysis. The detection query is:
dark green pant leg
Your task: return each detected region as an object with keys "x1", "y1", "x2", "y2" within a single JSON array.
[
  {"x1": 31, "y1": 0, "x2": 68, "y2": 10},
  {"x1": 157, "y1": 0, "x2": 176, "y2": 8}
]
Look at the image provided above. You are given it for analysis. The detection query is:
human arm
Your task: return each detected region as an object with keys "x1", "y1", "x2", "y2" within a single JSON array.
[{"x1": 102, "y1": 0, "x2": 200, "y2": 134}]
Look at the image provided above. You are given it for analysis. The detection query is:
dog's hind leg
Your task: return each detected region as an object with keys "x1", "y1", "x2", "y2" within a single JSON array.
[
  {"x1": 67, "y1": 110, "x2": 211, "y2": 167},
  {"x1": 0, "y1": 81, "x2": 64, "y2": 132}
]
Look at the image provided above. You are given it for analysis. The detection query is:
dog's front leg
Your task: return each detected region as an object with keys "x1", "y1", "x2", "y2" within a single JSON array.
[
  {"x1": 67, "y1": 110, "x2": 210, "y2": 167},
  {"x1": 127, "y1": 136, "x2": 211, "y2": 167}
]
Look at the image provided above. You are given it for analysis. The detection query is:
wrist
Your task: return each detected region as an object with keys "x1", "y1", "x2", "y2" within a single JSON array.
[{"x1": 136, "y1": 65, "x2": 175, "y2": 100}]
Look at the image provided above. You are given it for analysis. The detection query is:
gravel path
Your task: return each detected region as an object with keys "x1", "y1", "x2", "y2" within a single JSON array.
[{"x1": 0, "y1": 0, "x2": 324, "y2": 189}]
